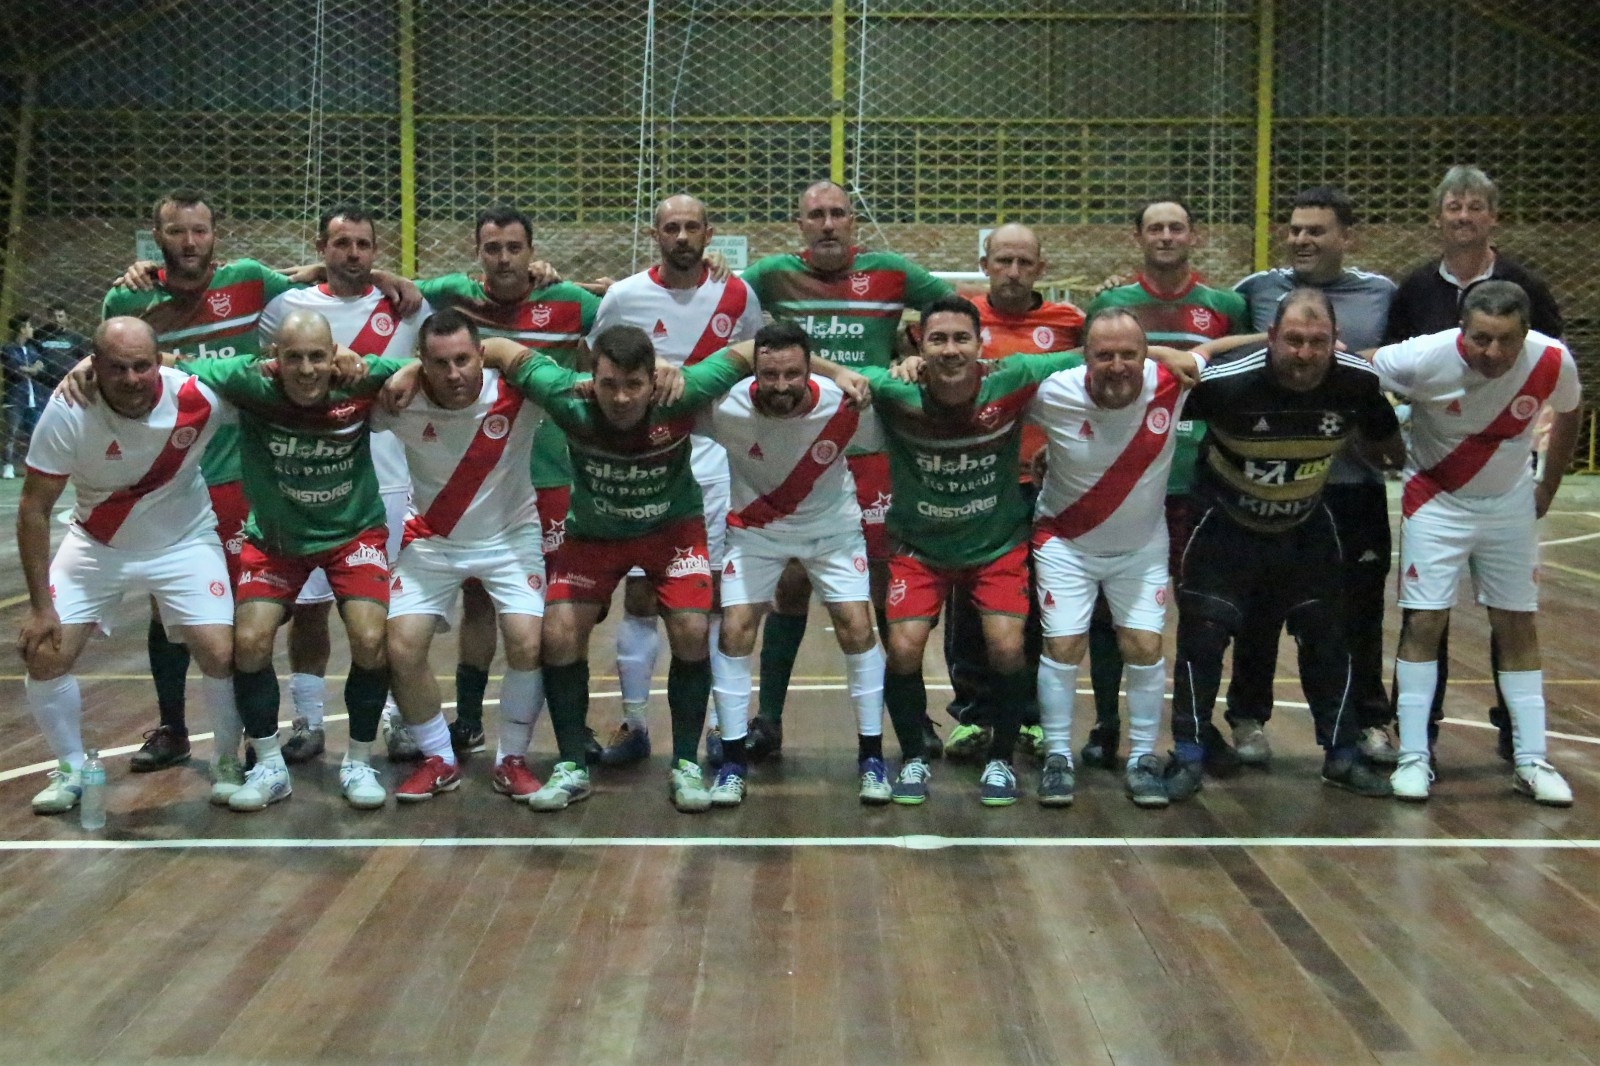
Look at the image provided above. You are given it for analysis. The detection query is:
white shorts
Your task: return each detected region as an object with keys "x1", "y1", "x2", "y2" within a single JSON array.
[
  {"x1": 389, "y1": 525, "x2": 546, "y2": 619},
  {"x1": 1035, "y1": 528, "x2": 1170, "y2": 637},
  {"x1": 51, "y1": 526, "x2": 234, "y2": 630},
  {"x1": 297, "y1": 488, "x2": 410, "y2": 606},
  {"x1": 1397, "y1": 494, "x2": 1539, "y2": 612},
  {"x1": 626, "y1": 476, "x2": 730, "y2": 580},
  {"x1": 720, "y1": 526, "x2": 871, "y2": 607}
]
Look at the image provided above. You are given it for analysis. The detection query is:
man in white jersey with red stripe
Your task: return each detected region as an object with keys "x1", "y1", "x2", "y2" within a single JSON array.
[
  {"x1": 586, "y1": 194, "x2": 764, "y2": 768},
  {"x1": 1029, "y1": 309, "x2": 1202, "y2": 809},
  {"x1": 257, "y1": 203, "x2": 429, "y2": 764},
  {"x1": 375, "y1": 309, "x2": 550, "y2": 803},
  {"x1": 16, "y1": 317, "x2": 242, "y2": 813},
  {"x1": 1368, "y1": 280, "x2": 1581, "y2": 805},
  {"x1": 696, "y1": 320, "x2": 889, "y2": 806}
]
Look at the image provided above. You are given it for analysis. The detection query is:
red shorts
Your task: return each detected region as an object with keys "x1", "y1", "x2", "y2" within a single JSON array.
[
  {"x1": 547, "y1": 516, "x2": 712, "y2": 613},
  {"x1": 237, "y1": 527, "x2": 392, "y2": 607},
  {"x1": 886, "y1": 541, "x2": 1031, "y2": 624},
  {"x1": 536, "y1": 484, "x2": 571, "y2": 558},
  {"x1": 849, "y1": 452, "x2": 891, "y2": 562},
  {"x1": 209, "y1": 480, "x2": 248, "y2": 588}
]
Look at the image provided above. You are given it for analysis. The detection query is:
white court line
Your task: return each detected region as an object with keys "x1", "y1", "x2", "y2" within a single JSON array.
[{"x1": 0, "y1": 835, "x2": 1598, "y2": 853}]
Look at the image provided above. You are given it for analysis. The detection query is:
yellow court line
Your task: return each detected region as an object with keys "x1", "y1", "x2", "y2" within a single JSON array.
[{"x1": 1543, "y1": 560, "x2": 1600, "y2": 583}]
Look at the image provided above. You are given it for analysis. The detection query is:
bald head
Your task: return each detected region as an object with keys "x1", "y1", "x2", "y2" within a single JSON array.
[
  {"x1": 982, "y1": 223, "x2": 1048, "y2": 314},
  {"x1": 984, "y1": 223, "x2": 1041, "y2": 259},
  {"x1": 654, "y1": 194, "x2": 707, "y2": 229},
  {"x1": 92, "y1": 317, "x2": 163, "y2": 419},
  {"x1": 272, "y1": 310, "x2": 339, "y2": 407},
  {"x1": 94, "y1": 316, "x2": 159, "y2": 358},
  {"x1": 797, "y1": 180, "x2": 855, "y2": 271},
  {"x1": 276, "y1": 309, "x2": 335, "y2": 349}
]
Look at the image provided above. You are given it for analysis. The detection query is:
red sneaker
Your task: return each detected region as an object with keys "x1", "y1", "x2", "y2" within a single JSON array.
[
  {"x1": 395, "y1": 755, "x2": 462, "y2": 802},
  {"x1": 492, "y1": 755, "x2": 542, "y2": 801}
]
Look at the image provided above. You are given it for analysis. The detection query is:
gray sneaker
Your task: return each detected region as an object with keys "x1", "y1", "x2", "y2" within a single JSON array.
[
  {"x1": 281, "y1": 717, "x2": 326, "y2": 764},
  {"x1": 1162, "y1": 754, "x2": 1204, "y2": 803},
  {"x1": 1230, "y1": 719, "x2": 1271, "y2": 766},
  {"x1": 1125, "y1": 754, "x2": 1170, "y2": 808},
  {"x1": 382, "y1": 708, "x2": 420, "y2": 762},
  {"x1": 1037, "y1": 754, "x2": 1075, "y2": 807},
  {"x1": 1358, "y1": 725, "x2": 1400, "y2": 766}
]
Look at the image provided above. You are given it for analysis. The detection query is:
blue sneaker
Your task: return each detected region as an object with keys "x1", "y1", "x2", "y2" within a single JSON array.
[
  {"x1": 979, "y1": 759, "x2": 1020, "y2": 807},
  {"x1": 709, "y1": 762, "x2": 746, "y2": 807},
  {"x1": 858, "y1": 757, "x2": 892, "y2": 804},
  {"x1": 891, "y1": 757, "x2": 931, "y2": 805},
  {"x1": 600, "y1": 723, "x2": 651, "y2": 767}
]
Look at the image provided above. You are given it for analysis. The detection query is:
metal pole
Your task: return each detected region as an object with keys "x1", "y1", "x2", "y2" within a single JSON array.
[
  {"x1": 1251, "y1": 0, "x2": 1275, "y2": 271},
  {"x1": 396, "y1": 0, "x2": 418, "y2": 277},
  {"x1": 0, "y1": 70, "x2": 40, "y2": 330},
  {"x1": 830, "y1": 0, "x2": 846, "y2": 184}
]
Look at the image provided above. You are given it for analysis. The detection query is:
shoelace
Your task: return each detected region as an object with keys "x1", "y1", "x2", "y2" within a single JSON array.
[
  {"x1": 899, "y1": 760, "x2": 930, "y2": 784},
  {"x1": 981, "y1": 762, "x2": 1014, "y2": 788}
]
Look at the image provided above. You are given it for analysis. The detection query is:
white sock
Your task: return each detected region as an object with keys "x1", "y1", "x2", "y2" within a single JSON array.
[
  {"x1": 201, "y1": 675, "x2": 242, "y2": 760},
  {"x1": 1036, "y1": 656, "x2": 1078, "y2": 760},
  {"x1": 411, "y1": 712, "x2": 456, "y2": 765},
  {"x1": 253, "y1": 733, "x2": 286, "y2": 770},
  {"x1": 1394, "y1": 659, "x2": 1437, "y2": 759},
  {"x1": 497, "y1": 668, "x2": 544, "y2": 762},
  {"x1": 346, "y1": 739, "x2": 373, "y2": 765},
  {"x1": 1498, "y1": 669, "x2": 1547, "y2": 765},
  {"x1": 616, "y1": 611, "x2": 660, "y2": 706},
  {"x1": 712, "y1": 652, "x2": 753, "y2": 741},
  {"x1": 26, "y1": 674, "x2": 84, "y2": 769},
  {"x1": 289, "y1": 672, "x2": 326, "y2": 726},
  {"x1": 708, "y1": 616, "x2": 738, "y2": 728},
  {"x1": 844, "y1": 644, "x2": 885, "y2": 737},
  {"x1": 1124, "y1": 658, "x2": 1166, "y2": 762}
]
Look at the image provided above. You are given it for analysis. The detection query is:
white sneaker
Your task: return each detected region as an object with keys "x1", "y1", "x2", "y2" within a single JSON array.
[
  {"x1": 670, "y1": 759, "x2": 712, "y2": 813},
  {"x1": 228, "y1": 761, "x2": 292, "y2": 811},
  {"x1": 1513, "y1": 760, "x2": 1574, "y2": 807},
  {"x1": 339, "y1": 757, "x2": 387, "y2": 809},
  {"x1": 1231, "y1": 719, "x2": 1271, "y2": 765},
  {"x1": 31, "y1": 762, "x2": 83, "y2": 814},
  {"x1": 529, "y1": 761, "x2": 591, "y2": 811},
  {"x1": 708, "y1": 763, "x2": 746, "y2": 807},
  {"x1": 1390, "y1": 753, "x2": 1433, "y2": 802},
  {"x1": 1358, "y1": 725, "x2": 1400, "y2": 766},
  {"x1": 2, "y1": 463, "x2": 15, "y2": 479},
  {"x1": 209, "y1": 754, "x2": 246, "y2": 806}
]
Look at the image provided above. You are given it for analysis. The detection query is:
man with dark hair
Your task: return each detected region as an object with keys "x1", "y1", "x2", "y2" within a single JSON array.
[
  {"x1": 739, "y1": 180, "x2": 953, "y2": 760},
  {"x1": 1368, "y1": 279, "x2": 1581, "y2": 805},
  {"x1": 1228, "y1": 186, "x2": 1399, "y2": 770},
  {"x1": 33, "y1": 304, "x2": 90, "y2": 387},
  {"x1": 2, "y1": 313, "x2": 50, "y2": 480},
  {"x1": 1166, "y1": 288, "x2": 1404, "y2": 800}
]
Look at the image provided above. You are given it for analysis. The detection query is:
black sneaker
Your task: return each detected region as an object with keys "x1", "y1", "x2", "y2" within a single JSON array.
[
  {"x1": 448, "y1": 717, "x2": 486, "y2": 754},
  {"x1": 130, "y1": 724, "x2": 191, "y2": 773},
  {"x1": 1162, "y1": 755, "x2": 1204, "y2": 802},
  {"x1": 704, "y1": 726, "x2": 724, "y2": 769},
  {"x1": 1079, "y1": 726, "x2": 1121, "y2": 770},
  {"x1": 1488, "y1": 703, "x2": 1514, "y2": 763},
  {"x1": 746, "y1": 716, "x2": 784, "y2": 763},
  {"x1": 921, "y1": 715, "x2": 944, "y2": 760},
  {"x1": 1321, "y1": 752, "x2": 1393, "y2": 797},
  {"x1": 1200, "y1": 723, "x2": 1243, "y2": 778}
]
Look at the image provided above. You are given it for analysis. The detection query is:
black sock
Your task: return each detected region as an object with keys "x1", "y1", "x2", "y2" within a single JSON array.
[
  {"x1": 544, "y1": 660, "x2": 592, "y2": 764},
  {"x1": 668, "y1": 655, "x2": 712, "y2": 764},
  {"x1": 234, "y1": 667, "x2": 280, "y2": 740},
  {"x1": 858, "y1": 733, "x2": 884, "y2": 761},
  {"x1": 455, "y1": 664, "x2": 489, "y2": 726},
  {"x1": 345, "y1": 664, "x2": 390, "y2": 743},
  {"x1": 148, "y1": 619, "x2": 191, "y2": 732},
  {"x1": 757, "y1": 612, "x2": 807, "y2": 723},
  {"x1": 883, "y1": 670, "x2": 928, "y2": 760},
  {"x1": 986, "y1": 669, "x2": 1032, "y2": 762},
  {"x1": 722, "y1": 735, "x2": 748, "y2": 767}
]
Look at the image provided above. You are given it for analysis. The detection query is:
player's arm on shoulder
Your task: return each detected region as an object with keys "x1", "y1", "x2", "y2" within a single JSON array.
[
  {"x1": 1192, "y1": 332, "x2": 1265, "y2": 360},
  {"x1": 906, "y1": 260, "x2": 955, "y2": 306},
  {"x1": 1147, "y1": 345, "x2": 1202, "y2": 387},
  {"x1": 372, "y1": 269, "x2": 424, "y2": 317},
  {"x1": 110, "y1": 259, "x2": 162, "y2": 292},
  {"x1": 1002, "y1": 349, "x2": 1084, "y2": 384},
  {"x1": 807, "y1": 354, "x2": 871, "y2": 409}
]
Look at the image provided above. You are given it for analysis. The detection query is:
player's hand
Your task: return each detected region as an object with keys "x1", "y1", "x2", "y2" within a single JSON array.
[
  {"x1": 1535, "y1": 481, "x2": 1557, "y2": 519},
  {"x1": 17, "y1": 607, "x2": 62, "y2": 664},
  {"x1": 374, "y1": 270, "x2": 423, "y2": 317},
  {"x1": 379, "y1": 360, "x2": 421, "y2": 413},
  {"x1": 571, "y1": 376, "x2": 596, "y2": 400},
  {"x1": 837, "y1": 369, "x2": 872, "y2": 410},
  {"x1": 282, "y1": 262, "x2": 326, "y2": 286},
  {"x1": 1149, "y1": 345, "x2": 1201, "y2": 388},
  {"x1": 653, "y1": 360, "x2": 685, "y2": 405},
  {"x1": 529, "y1": 260, "x2": 563, "y2": 289},
  {"x1": 581, "y1": 277, "x2": 615, "y2": 297},
  {"x1": 114, "y1": 260, "x2": 162, "y2": 291},
  {"x1": 53, "y1": 357, "x2": 97, "y2": 407},
  {"x1": 704, "y1": 249, "x2": 730, "y2": 282},
  {"x1": 331, "y1": 347, "x2": 367, "y2": 388},
  {"x1": 1028, "y1": 445, "x2": 1048, "y2": 484},
  {"x1": 890, "y1": 355, "x2": 925, "y2": 383},
  {"x1": 1089, "y1": 271, "x2": 1133, "y2": 300}
]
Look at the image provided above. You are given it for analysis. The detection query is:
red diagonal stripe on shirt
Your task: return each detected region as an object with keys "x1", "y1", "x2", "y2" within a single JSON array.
[
  {"x1": 727, "y1": 391, "x2": 858, "y2": 530},
  {"x1": 81, "y1": 377, "x2": 211, "y2": 544},
  {"x1": 686, "y1": 278, "x2": 751, "y2": 366},
  {"x1": 346, "y1": 291, "x2": 400, "y2": 356},
  {"x1": 1037, "y1": 367, "x2": 1182, "y2": 542},
  {"x1": 1402, "y1": 344, "x2": 1562, "y2": 517},
  {"x1": 407, "y1": 383, "x2": 526, "y2": 541}
]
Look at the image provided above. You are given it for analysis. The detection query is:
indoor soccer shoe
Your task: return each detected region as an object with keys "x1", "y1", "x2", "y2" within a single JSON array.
[
  {"x1": 530, "y1": 762, "x2": 591, "y2": 811},
  {"x1": 1390, "y1": 753, "x2": 1433, "y2": 802},
  {"x1": 209, "y1": 754, "x2": 246, "y2": 806},
  {"x1": 1037, "y1": 754, "x2": 1075, "y2": 807},
  {"x1": 600, "y1": 722, "x2": 651, "y2": 767},
  {"x1": 891, "y1": 758, "x2": 931, "y2": 805},
  {"x1": 229, "y1": 761, "x2": 292, "y2": 812},
  {"x1": 858, "y1": 757, "x2": 892, "y2": 805},
  {"x1": 31, "y1": 763, "x2": 82, "y2": 815},
  {"x1": 978, "y1": 759, "x2": 1020, "y2": 807},
  {"x1": 709, "y1": 763, "x2": 747, "y2": 807},
  {"x1": 670, "y1": 759, "x2": 713, "y2": 812},
  {"x1": 395, "y1": 755, "x2": 463, "y2": 802},
  {"x1": 1513, "y1": 760, "x2": 1574, "y2": 807},
  {"x1": 340, "y1": 758, "x2": 388, "y2": 809},
  {"x1": 492, "y1": 755, "x2": 542, "y2": 801}
]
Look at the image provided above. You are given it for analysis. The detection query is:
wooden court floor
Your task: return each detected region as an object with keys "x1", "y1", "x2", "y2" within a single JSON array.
[{"x1": 2, "y1": 484, "x2": 1600, "y2": 1064}]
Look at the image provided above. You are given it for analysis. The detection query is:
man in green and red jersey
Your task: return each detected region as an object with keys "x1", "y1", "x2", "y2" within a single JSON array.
[
  {"x1": 182, "y1": 310, "x2": 407, "y2": 813},
  {"x1": 739, "y1": 179, "x2": 951, "y2": 759},
  {"x1": 939, "y1": 223, "x2": 1085, "y2": 762},
  {"x1": 1080, "y1": 199, "x2": 1247, "y2": 770},
  {"x1": 102, "y1": 188, "x2": 298, "y2": 774},
  {"x1": 417, "y1": 205, "x2": 599, "y2": 755}
]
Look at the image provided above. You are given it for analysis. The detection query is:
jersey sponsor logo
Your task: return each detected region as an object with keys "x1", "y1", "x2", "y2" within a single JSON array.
[
  {"x1": 1144, "y1": 408, "x2": 1171, "y2": 435},
  {"x1": 422, "y1": 422, "x2": 438, "y2": 442},
  {"x1": 170, "y1": 426, "x2": 199, "y2": 449},
  {"x1": 711, "y1": 312, "x2": 734, "y2": 338},
  {"x1": 207, "y1": 291, "x2": 233, "y2": 318},
  {"x1": 1511, "y1": 395, "x2": 1540, "y2": 420},
  {"x1": 652, "y1": 319, "x2": 669, "y2": 339},
  {"x1": 665, "y1": 546, "x2": 710, "y2": 579},
  {"x1": 282, "y1": 480, "x2": 354, "y2": 505},
  {"x1": 530, "y1": 305, "x2": 552, "y2": 328},
  {"x1": 887, "y1": 578, "x2": 907, "y2": 606},
  {"x1": 1079, "y1": 422, "x2": 1094, "y2": 440},
  {"x1": 269, "y1": 436, "x2": 356, "y2": 460},
  {"x1": 527, "y1": 573, "x2": 543, "y2": 591},
  {"x1": 483, "y1": 414, "x2": 511, "y2": 440},
  {"x1": 1189, "y1": 307, "x2": 1214, "y2": 333},
  {"x1": 194, "y1": 340, "x2": 238, "y2": 359},
  {"x1": 224, "y1": 530, "x2": 244, "y2": 556},
  {"x1": 862, "y1": 492, "x2": 891, "y2": 524},
  {"x1": 1032, "y1": 326, "x2": 1056, "y2": 350},
  {"x1": 239, "y1": 568, "x2": 291, "y2": 591},
  {"x1": 748, "y1": 442, "x2": 765, "y2": 459},
  {"x1": 724, "y1": 560, "x2": 737, "y2": 577},
  {"x1": 916, "y1": 494, "x2": 997, "y2": 519},
  {"x1": 105, "y1": 440, "x2": 123, "y2": 460},
  {"x1": 917, "y1": 451, "x2": 997, "y2": 476},
  {"x1": 343, "y1": 543, "x2": 389, "y2": 571},
  {"x1": 1445, "y1": 399, "x2": 1463, "y2": 415},
  {"x1": 800, "y1": 314, "x2": 866, "y2": 338},
  {"x1": 369, "y1": 312, "x2": 396, "y2": 337},
  {"x1": 543, "y1": 516, "x2": 566, "y2": 554},
  {"x1": 209, "y1": 580, "x2": 226, "y2": 597},
  {"x1": 849, "y1": 273, "x2": 871, "y2": 296},
  {"x1": 852, "y1": 555, "x2": 867, "y2": 573},
  {"x1": 582, "y1": 459, "x2": 669, "y2": 482},
  {"x1": 555, "y1": 569, "x2": 597, "y2": 591},
  {"x1": 809, "y1": 439, "x2": 839, "y2": 465},
  {"x1": 593, "y1": 496, "x2": 672, "y2": 522},
  {"x1": 1319, "y1": 413, "x2": 1345, "y2": 437}
]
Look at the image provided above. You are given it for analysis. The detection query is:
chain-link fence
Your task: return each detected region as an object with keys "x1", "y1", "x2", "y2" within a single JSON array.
[{"x1": 2, "y1": 0, "x2": 1597, "y2": 425}]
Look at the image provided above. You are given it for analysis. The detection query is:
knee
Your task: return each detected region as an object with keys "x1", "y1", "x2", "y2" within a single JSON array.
[
  {"x1": 830, "y1": 606, "x2": 876, "y2": 654},
  {"x1": 1177, "y1": 613, "x2": 1232, "y2": 662},
  {"x1": 1285, "y1": 599, "x2": 1340, "y2": 644},
  {"x1": 665, "y1": 614, "x2": 709, "y2": 660},
  {"x1": 1044, "y1": 633, "x2": 1088, "y2": 665},
  {"x1": 718, "y1": 607, "x2": 760, "y2": 656},
  {"x1": 233, "y1": 628, "x2": 275, "y2": 673},
  {"x1": 188, "y1": 634, "x2": 235, "y2": 678},
  {"x1": 348, "y1": 627, "x2": 389, "y2": 670},
  {"x1": 1117, "y1": 628, "x2": 1162, "y2": 666},
  {"x1": 885, "y1": 629, "x2": 923, "y2": 673},
  {"x1": 501, "y1": 625, "x2": 541, "y2": 671}
]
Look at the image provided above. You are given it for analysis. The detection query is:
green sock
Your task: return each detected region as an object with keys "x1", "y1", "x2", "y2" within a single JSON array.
[
  {"x1": 344, "y1": 664, "x2": 390, "y2": 744},
  {"x1": 233, "y1": 667, "x2": 280, "y2": 740},
  {"x1": 668, "y1": 655, "x2": 713, "y2": 764},
  {"x1": 543, "y1": 661, "x2": 592, "y2": 764},
  {"x1": 757, "y1": 612, "x2": 807, "y2": 723},
  {"x1": 1088, "y1": 619, "x2": 1124, "y2": 730},
  {"x1": 883, "y1": 670, "x2": 928, "y2": 760},
  {"x1": 148, "y1": 619, "x2": 191, "y2": 731},
  {"x1": 455, "y1": 664, "x2": 489, "y2": 726}
]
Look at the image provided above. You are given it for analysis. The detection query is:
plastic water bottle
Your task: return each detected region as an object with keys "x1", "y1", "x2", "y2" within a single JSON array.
[{"x1": 79, "y1": 750, "x2": 106, "y2": 831}]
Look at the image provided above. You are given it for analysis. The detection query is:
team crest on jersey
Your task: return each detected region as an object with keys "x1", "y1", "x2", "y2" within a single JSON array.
[
  {"x1": 665, "y1": 546, "x2": 710, "y2": 579},
  {"x1": 1155, "y1": 587, "x2": 1167, "y2": 606},
  {"x1": 975, "y1": 404, "x2": 1003, "y2": 429},
  {"x1": 648, "y1": 425, "x2": 673, "y2": 447},
  {"x1": 328, "y1": 402, "x2": 359, "y2": 421},
  {"x1": 862, "y1": 492, "x2": 891, "y2": 523},
  {"x1": 849, "y1": 273, "x2": 871, "y2": 296},
  {"x1": 209, "y1": 581, "x2": 226, "y2": 597},
  {"x1": 370, "y1": 312, "x2": 396, "y2": 337},
  {"x1": 853, "y1": 556, "x2": 867, "y2": 573},
  {"x1": 1032, "y1": 326, "x2": 1056, "y2": 350},
  {"x1": 543, "y1": 517, "x2": 566, "y2": 554},
  {"x1": 483, "y1": 414, "x2": 510, "y2": 440},
  {"x1": 527, "y1": 574, "x2": 543, "y2": 591},
  {"x1": 207, "y1": 291, "x2": 233, "y2": 318},
  {"x1": 170, "y1": 426, "x2": 199, "y2": 449},
  {"x1": 1511, "y1": 395, "x2": 1540, "y2": 421},
  {"x1": 810, "y1": 439, "x2": 839, "y2": 465},
  {"x1": 711, "y1": 312, "x2": 734, "y2": 338},
  {"x1": 1145, "y1": 408, "x2": 1171, "y2": 435},
  {"x1": 1189, "y1": 307, "x2": 1214, "y2": 333},
  {"x1": 344, "y1": 543, "x2": 389, "y2": 571},
  {"x1": 1319, "y1": 413, "x2": 1344, "y2": 437},
  {"x1": 530, "y1": 305, "x2": 552, "y2": 328},
  {"x1": 887, "y1": 578, "x2": 907, "y2": 606}
]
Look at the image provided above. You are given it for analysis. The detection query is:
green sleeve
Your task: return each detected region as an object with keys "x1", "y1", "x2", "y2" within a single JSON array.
[
  {"x1": 1220, "y1": 290, "x2": 1250, "y2": 333},
  {"x1": 246, "y1": 259, "x2": 298, "y2": 301},
  {"x1": 1084, "y1": 291, "x2": 1111, "y2": 318},
  {"x1": 904, "y1": 260, "x2": 955, "y2": 311},
  {"x1": 858, "y1": 365, "x2": 921, "y2": 409},
  {"x1": 181, "y1": 352, "x2": 280, "y2": 403},
  {"x1": 507, "y1": 352, "x2": 585, "y2": 412},
  {"x1": 993, "y1": 350, "x2": 1083, "y2": 387},
  {"x1": 417, "y1": 273, "x2": 480, "y2": 306},
  {"x1": 662, "y1": 351, "x2": 747, "y2": 414}
]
